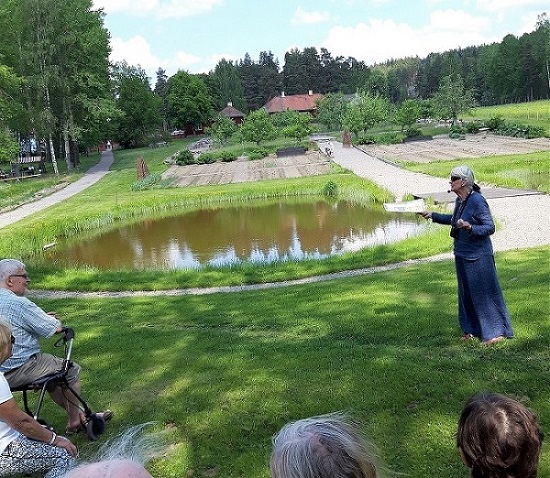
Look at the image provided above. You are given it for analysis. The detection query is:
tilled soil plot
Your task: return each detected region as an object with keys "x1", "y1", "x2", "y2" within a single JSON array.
[
  {"x1": 163, "y1": 151, "x2": 332, "y2": 186},
  {"x1": 359, "y1": 134, "x2": 550, "y2": 164}
]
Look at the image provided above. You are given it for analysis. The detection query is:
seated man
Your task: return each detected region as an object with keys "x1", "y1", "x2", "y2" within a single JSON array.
[{"x1": 0, "y1": 258, "x2": 112, "y2": 435}]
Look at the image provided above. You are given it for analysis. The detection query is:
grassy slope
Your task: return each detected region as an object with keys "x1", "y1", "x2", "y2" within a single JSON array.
[{"x1": 32, "y1": 247, "x2": 549, "y2": 478}]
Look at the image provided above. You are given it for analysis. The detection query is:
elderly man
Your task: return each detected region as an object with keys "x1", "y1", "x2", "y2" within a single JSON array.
[{"x1": 0, "y1": 258, "x2": 111, "y2": 435}]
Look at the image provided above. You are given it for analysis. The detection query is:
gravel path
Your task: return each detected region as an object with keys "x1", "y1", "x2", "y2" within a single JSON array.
[{"x1": 1, "y1": 144, "x2": 547, "y2": 298}]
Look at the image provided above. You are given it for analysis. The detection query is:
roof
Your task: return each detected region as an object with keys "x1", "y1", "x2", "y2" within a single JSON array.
[
  {"x1": 220, "y1": 104, "x2": 245, "y2": 118},
  {"x1": 263, "y1": 93, "x2": 323, "y2": 114}
]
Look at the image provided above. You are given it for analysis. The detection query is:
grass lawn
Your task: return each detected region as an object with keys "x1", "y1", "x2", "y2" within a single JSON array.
[{"x1": 28, "y1": 247, "x2": 549, "y2": 478}]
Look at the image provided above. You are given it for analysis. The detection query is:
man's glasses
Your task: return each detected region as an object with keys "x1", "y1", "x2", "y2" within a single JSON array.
[
  {"x1": 450, "y1": 176, "x2": 461, "y2": 182},
  {"x1": 9, "y1": 274, "x2": 29, "y2": 279}
]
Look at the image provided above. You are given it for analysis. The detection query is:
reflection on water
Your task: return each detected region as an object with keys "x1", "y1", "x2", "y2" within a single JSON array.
[{"x1": 43, "y1": 200, "x2": 427, "y2": 270}]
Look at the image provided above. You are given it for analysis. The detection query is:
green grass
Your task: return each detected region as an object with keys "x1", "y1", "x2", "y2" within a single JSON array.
[
  {"x1": 465, "y1": 99, "x2": 550, "y2": 135},
  {"x1": 402, "y1": 151, "x2": 550, "y2": 193},
  {"x1": 27, "y1": 246, "x2": 549, "y2": 478}
]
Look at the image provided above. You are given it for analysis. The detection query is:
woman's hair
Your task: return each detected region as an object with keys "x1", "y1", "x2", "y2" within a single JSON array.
[
  {"x1": 457, "y1": 391, "x2": 544, "y2": 478},
  {"x1": 0, "y1": 259, "x2": 26, "y2": 282},
  {"x1": 270, "y1": 412, "x2": 383, "y2": 478},
  {"x1": 0, "y1": 320, "x2": 12, "y2": 353},
  {"x1": 450, "y1": 165, "x2": 480, "y2": 192}
]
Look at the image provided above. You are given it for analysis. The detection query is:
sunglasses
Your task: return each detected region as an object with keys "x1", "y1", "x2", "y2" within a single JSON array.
[
  {"x1": 9, "y1": 274, "x2": 29, "y2": 280},
  {"x1": 450, "y1": 176, "x2": 461, "y2": 182}
]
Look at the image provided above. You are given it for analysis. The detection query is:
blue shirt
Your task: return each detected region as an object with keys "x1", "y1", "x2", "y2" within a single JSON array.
[
  {"x1": 0, "y1": 289, "x2": 60, "y2": 372},
  {"x1": 431, "y1": 191, "x2": 495, "y2": 259}
]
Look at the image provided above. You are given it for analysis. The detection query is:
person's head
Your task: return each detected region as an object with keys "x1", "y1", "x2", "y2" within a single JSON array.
[
  {"x1": 64, "y1": 423, "x2": 163, "y2": 478},
  {"x1": 0, "y1": 320, "x2": 14, "y2": 363},
  {"x1": 457, "y1": 391, "x2": 544, "y2": 478},
  {"x1": 66, "y1": 459, "x2": 152, "y2": 478},
  {"x1": 270, "y1": 412, "x2": 383, "y2": 478},
  {"x1": 0, "y1": 258, "x2": 30, "y2": 296},
  {"x1": 449, "y1": 165, "x2": 480, "y2": 194}
]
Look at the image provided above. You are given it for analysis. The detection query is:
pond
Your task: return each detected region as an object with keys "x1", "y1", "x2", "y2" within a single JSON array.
[{"x1": 42, "y1": 200, "x2": 427, "y2": 270}]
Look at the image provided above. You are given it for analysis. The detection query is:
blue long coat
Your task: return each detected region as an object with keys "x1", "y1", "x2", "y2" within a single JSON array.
[{"x1": 432, "y1": 191, "x2": 513, "y2": 341}]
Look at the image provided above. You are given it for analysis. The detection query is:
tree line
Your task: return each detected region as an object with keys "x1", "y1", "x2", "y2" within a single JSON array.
[{"x1": 0, "y1": 1, "x2": 548, "y2": 166}]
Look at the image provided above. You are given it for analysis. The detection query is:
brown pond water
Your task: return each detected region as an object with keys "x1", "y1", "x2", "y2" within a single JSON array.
[{"x1": 43, "y1": 200, "x2": 427, "y2": 270}]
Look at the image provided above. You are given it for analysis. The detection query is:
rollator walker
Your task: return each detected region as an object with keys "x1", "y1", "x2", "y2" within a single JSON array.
[{"x1": 10, "y1": 327, "x2": 107, "y2": 441}]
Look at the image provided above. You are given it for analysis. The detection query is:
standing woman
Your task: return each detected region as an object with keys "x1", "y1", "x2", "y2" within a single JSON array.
[
  {"x1": 419, "y1": 165, "x2": 513, "y2": 344},
  {"x1": 0, "y1": 320, "x2": 77, "y2": 477}
]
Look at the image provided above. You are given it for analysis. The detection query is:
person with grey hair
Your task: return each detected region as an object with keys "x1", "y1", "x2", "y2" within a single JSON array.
[
  {"x1": 270, "y1": 412, "x2": 386, "y2": 478},
  {"x1": 63, "y1": 423, "x2": 163, "y2": 478},
  {"x1": 418, "y1": 165, "x2": 513, "y2": 344},
  {"x1": 0, "y1": 259, "x2": 112, "y2": 436}
]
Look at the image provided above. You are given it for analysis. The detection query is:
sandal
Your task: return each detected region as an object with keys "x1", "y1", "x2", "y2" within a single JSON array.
[{"x1": 460, "y1": 333, "x2": 475, "y2": 341}]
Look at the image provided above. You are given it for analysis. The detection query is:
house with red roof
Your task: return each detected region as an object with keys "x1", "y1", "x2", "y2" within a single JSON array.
[{"x1": 262, "y1": 91, "x2": 323, "y2": 116}]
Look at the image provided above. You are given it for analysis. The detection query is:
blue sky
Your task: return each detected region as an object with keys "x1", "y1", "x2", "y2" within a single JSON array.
[{"x1": 91, "y1": 0, "x2": 548, "y2": 83}]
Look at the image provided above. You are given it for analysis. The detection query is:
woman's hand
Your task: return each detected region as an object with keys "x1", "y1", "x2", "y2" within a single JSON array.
[
  {"x1": 53, "y1": 435, "x2": 78, "y2": 457},
  {"x1": 418, "y1": 211, "x2": 432, "y2": 219},
  {"x1": 456, "y1": 219, "x2": 472, "y2": 231}
]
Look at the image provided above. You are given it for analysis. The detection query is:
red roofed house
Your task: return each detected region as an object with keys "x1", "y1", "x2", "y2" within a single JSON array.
[
  {"x1": 220, "y1": 102, "x2": 246, "y2": 126},
  {"x1": 263, "y1": 91, "x2": 323, "y2": 116}
]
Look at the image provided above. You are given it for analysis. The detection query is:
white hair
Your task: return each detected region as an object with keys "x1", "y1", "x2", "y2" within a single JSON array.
[
  {"x1": 64, "y1": 423, "x2": 165, "y2": 478},
  {"x1": 0, "y1": 259, "x2": 25, "y2": 282}
]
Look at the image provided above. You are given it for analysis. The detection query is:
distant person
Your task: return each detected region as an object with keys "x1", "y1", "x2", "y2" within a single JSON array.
[
  {"x1": 457, "y1": 391, "x2": 544, "y2": 478},
  {"x1": 64, "y1": 423, "x2": 164, "y2": 478},
  {"x1": 106, "y1": 140, "x2": 112, "y2": 151},
  {"x1": 0, "y1": 258, "x2": 112, "y2": 436},
  {"x1": 418, "y1": 165, "x2": 513, "y2": 344},
  {"x1": 0, "y1": 319, "x2": 77, "y2": 477},
  {"x1": 270, "y1": 412, "x2": 387, "y2": 478}
]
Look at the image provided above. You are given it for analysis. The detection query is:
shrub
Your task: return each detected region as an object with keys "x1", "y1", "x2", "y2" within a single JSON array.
[
  {"x1": 130, "y1": 172, "x2": 162, "y2": 191},
  {"x1": 486, "y1": 116, "x2": 505, "y2": 131},
  {"x1": 174, "y1": 150, "x2": 196, "y2": 165},
  {"x1": 220, "y1": 150, "x2": 238, "y2": 162},
  {"x1": 197, "y1": 152, "x2": 216, "y2": 164},
  {"x1": 405, "y1": 127, "x2": 422, "y2": 138},
  {"x1": 322, "y1": 180, "x2": 338, "y2": 197}
]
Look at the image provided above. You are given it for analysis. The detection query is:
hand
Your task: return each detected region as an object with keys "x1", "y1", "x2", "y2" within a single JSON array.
[
  {"x1": 54, "y1": 435, "x2": 78, "y2": 457},
  {"x1": 456, "y1": 219, "x2": 471, "y2": 230},
  {"x1": 417, "y1": 211, "x2": 432, "y2": 219}
]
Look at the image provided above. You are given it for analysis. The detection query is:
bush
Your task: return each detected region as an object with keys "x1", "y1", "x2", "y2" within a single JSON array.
[
  {"x1": 322, "y1": 180, "x2": 338, "y2": 197},
  {"x1": 405, "y1": 127, "x2": 422, "y2": 138},
  {"x1": 220, "y1": 150, "x2": 238, "y2": 162},
  {"x1": 486, "y1": 116, "x2": 505, "y2": 131},
  {"x1": 247, "y1": 148, "x2": 270, "y2": 160},
  {"x1": 174, "y1": 150, "x2": 196, "y2": 165},
  {"x1": 196, "y1": 152, "x2": 216, "y2": 164}
]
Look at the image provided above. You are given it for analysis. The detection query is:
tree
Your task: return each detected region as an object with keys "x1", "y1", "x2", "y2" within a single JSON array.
[
  {"x1": 316, "y1": 93, "x2": 347, "y2": 131},
  {"x1": 240, "y1": 109, "x2": 276, "y2": 145},
  {"x1": 0, "y1": 0, "x2": 113, "y2": 172},
  {"x1": 432, "y1": 74, "x2": 476, "y2": 123},
  {"x1": 280, "y1": 111, "x2": 313, "y2": 143},
  {"x1": 343, "y1": 93, "x2": 389, "y2": 139},
  {"x1": 209, "y1": 59, "x2": 247, "y2": 112},
  {"x1": 0, "y1": 63, "x2": 21, "y2": 164},
  {"x1": 207, "y1": 114, "x2": 237, "y2": 145},
  {"x1": 112, "y1": 62, "x2": 162, "y2": 148},
  {"x1": 394, "y1": 99, "x2": 421, "y2": 132},
  {"x1": 154, "y1": 68, "x2": 169, "y2": 131},
  {"x1": 167, "y1": 71, "x2": 213, "y2": 133}
]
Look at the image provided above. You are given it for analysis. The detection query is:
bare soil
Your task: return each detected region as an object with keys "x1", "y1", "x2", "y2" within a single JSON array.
[
  {"x1": 359, "y1": 133, "x2": 550, "y2": 164},
  {"x1": 162, "y1": 134, "x2": 550, "y2": 186}
]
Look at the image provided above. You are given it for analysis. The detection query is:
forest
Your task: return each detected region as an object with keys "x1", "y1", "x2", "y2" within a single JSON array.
[{"x1": 0, "y1": 0, "x2": 549, "y2": 162}]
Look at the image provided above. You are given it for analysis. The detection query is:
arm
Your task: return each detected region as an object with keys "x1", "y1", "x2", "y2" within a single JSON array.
[
  {"x1": 418, "y1": 211, "x2": 452, "y2": 225},
  {"x1": 0, "y1": 398, "x2": 78, "y2": 456}
]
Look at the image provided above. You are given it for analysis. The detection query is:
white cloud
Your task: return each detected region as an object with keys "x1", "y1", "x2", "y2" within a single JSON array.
[
  {"x1": 110, "y1": 36, "x2": 160, "y2": 75},
  {"x1": 291, "y1": 7, "x2": 330, "y2": 25},
  {"x1": 323, "y1": 12, "x2": 497, "y2": 66},
  {"x1": 92, "y1": 0, "x2": 224, "y2": 18}
]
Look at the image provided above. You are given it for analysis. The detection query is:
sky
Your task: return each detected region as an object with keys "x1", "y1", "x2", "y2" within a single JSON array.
[{"x1": 90, "y1": 0, "x2": 548, "y2": 84}]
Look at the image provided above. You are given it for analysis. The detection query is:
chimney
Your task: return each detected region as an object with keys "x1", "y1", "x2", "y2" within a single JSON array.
[
  {"x1": 281, "y1": 91, "x2": 285, "y2": 97},
  {"x1": 227, "y1": 101, "x2": 233, "y2": 107},
  {"x1": 308, "y1": 90, "x2": 313, "y2": 95}
]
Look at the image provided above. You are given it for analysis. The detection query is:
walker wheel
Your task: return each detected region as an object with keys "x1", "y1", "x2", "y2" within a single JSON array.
[{"x1": 85, "y1": 414, "x2": 105, "y2": 441}]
